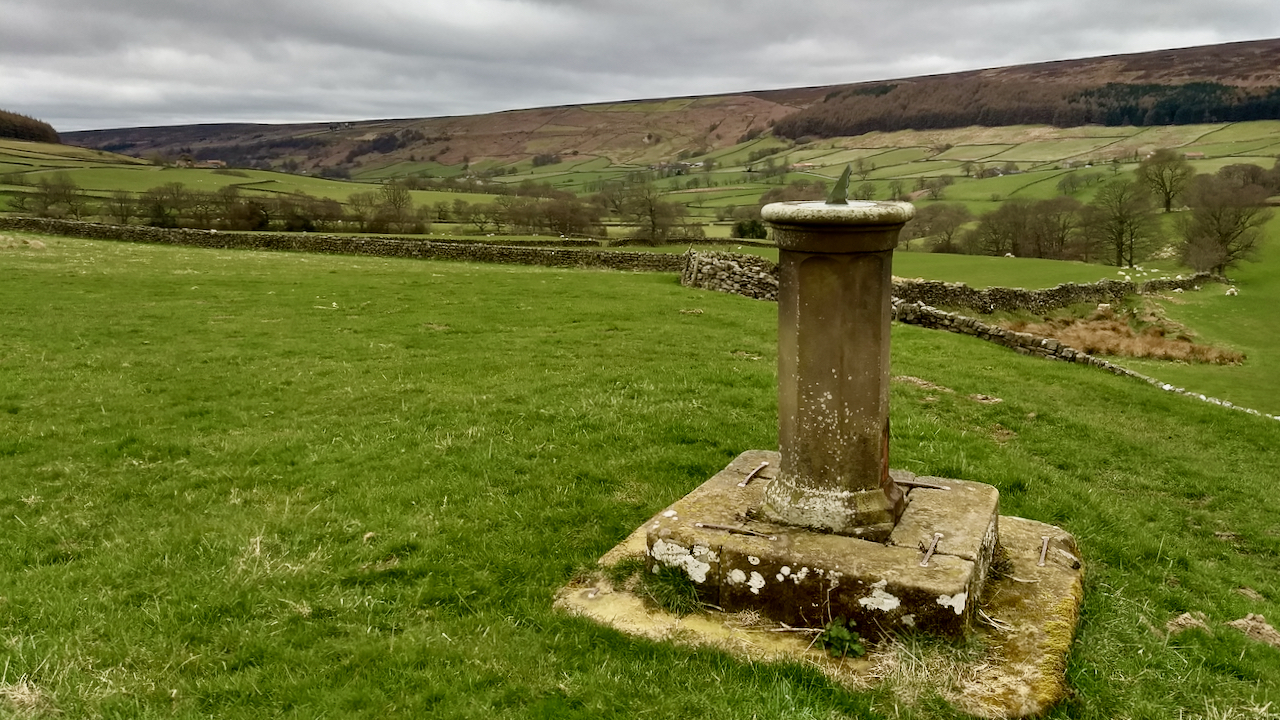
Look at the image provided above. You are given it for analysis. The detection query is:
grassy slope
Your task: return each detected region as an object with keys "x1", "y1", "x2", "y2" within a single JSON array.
[
  {"x1": 0, "y1": 141, "x2": 501, "y2": 207},
  {"x1": 9, "y1": 120, "x2": 1280, "y2": 229},
  {"x1": 1116, "y1": 216, "x2": 1280, "y2": 416},
  {"x1": 1, "y1": 234, "x2": 1277, "y2": 719}
]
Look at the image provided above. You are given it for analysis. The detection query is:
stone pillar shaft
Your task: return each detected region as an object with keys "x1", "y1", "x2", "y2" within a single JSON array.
[{"x1": 760, "y1": 202, "x2": 914, "y2": 538}]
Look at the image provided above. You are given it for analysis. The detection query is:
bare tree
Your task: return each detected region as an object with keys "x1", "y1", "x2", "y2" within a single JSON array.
[
  {"x1": 1081, "y1": 180, "x2": 1158, "y2": 267},
  {"x1": 1136, "y1": 148, "x2": 1195, "y2": 213},
  {"x1": 854, "y1": 157, "x2": 875, "y2": 181},
  {"x1": 965, "y1": 200, "x2": 1032, "y2": 256},
  {"x1": 1024, "y1": 196, "x2": 1083, "y2": 260},
  {"x1": 1178, "y1": 174, "x2": 1273, "y2": 276},
  {"x1": 901, "y1": 203, "x2": 972, "y2": 253},
  {"x1": 620, "y1": 180, "x2": 687, "y2": 244},
  {"x1": 142, "y1": 182, "x2": 190, "y2": 227},
  {"x1": 347, "y1": 191, "x2": 379, "y2": 233},
  {"x1": 31, "y1": 172, "x2": 82, "y2": 218},
  {"x1": 378, "y1": 182, "x2": 414, "y2": 231}
]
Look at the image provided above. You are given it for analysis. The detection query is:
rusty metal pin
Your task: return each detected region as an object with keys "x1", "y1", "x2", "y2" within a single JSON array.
[
  {"x1": 894, "y1": 478, "x2": 952, "y2": 491},
  {"x1": 919, "y1": 533, "x2": 944, "y2": 567},
  {"x1": 694, "y1": 522, "x2": 777, "y2": 541},
  {"x1": 738, "y1": 461, "x2": 770, "y2": 487},
  {"x1": 1038, "y1": 536, "x2": 1051, "y2": 566}
]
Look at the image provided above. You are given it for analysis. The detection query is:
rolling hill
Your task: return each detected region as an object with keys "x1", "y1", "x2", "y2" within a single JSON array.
[{"x1": 62, "y1": 38, "x2": 1280, "y2": 178}]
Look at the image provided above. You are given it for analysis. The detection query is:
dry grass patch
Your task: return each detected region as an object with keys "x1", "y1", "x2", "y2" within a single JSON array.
[
  {"x1": 863, "y1": 634, "x2": 994, "y2": 713},
  {"x1": 1003, "y1": 306, "x2": 1245, "y2": 365},
  {"x1": 0, "y1": 676, "x2": 55, "y2": 718},
  {"x1": 0, "y1": 234, "x2": 46, "y2": 250}
]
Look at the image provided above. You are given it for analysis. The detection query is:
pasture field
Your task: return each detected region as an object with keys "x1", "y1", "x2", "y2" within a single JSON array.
[
  {"x1": 1, "y1": 233, "x2": 1278, "y2": 719},
  {"x1": 11, "y1": 120, "x2": 1280, "y2": 235},
  {"x1": 933, "y1": 145, "x2": 1017, "y2": 162},
  {"x1": 1117, "y1": 216, "x2": 1280, "y2": 416},
  {"x1": 0, "y1": 158, "x2": 501, "y2": 208}
]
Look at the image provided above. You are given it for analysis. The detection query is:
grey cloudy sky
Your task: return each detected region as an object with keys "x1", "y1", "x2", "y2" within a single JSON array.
[{"x1": 2, "y1": 0, "x2": 1277, "y2": 132}]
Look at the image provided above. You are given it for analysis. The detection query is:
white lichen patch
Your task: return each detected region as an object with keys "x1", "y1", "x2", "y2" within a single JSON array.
[
  {"x1": 827, "y1": 570, "x2": 843, "y2": 588},
  {"x1": 791, "y1": 567, "x2": 810, "y2": 584},
  {"x1": 649, "y1": 539, "x2": 715, "y2": 583},
  {"x1": 901, "y1": 614, "x2": 916, "y2": 627},
  {"x1": 858, "y1": 579, "x2": 901, "y2": 612},
  {"x1": 748, "y1": 571, "x2": 766, "y2": 595},
  {"x1": 747, "y1": 556, "x2": 760, "y2": 566},
  {"x1": 662, "y1": 510, "x2": 678, "y2": 518},
  {"x1": 938, "y1": 592, "x2": 968, "y2": 615},
  {"x1": 728, "y1": 568, "x2": 747, "y2": 585}
]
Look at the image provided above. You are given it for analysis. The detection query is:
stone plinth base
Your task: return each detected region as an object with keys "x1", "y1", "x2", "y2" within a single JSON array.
[
  {"x1": 555, "y1": 452, "x2": 1085, "y2": 718},
  {"x1": 644, "y1": 451, "x2": 999, "y2": 638}
]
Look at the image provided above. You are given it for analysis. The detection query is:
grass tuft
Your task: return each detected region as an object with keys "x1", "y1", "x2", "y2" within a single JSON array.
[
  {"x1": 0, "y1": 676, "x2": 54, "y2": 718},
  {"x1": 638, "y1": 564, "x2": 704, "y2": 617}
]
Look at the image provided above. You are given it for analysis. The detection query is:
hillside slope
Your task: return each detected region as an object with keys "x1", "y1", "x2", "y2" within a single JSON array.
[{"x1": 63, "y1": 38, "x2": 1280, "y2": 177}]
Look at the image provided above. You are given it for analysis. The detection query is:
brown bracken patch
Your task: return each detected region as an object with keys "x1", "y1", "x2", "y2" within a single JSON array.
[{"x1": 1002, "y1": 309, "x2": 1244, "y2": 366}]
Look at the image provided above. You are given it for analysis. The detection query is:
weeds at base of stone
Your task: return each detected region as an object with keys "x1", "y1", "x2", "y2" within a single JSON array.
[
  {"x1": 599, "y1": 557, "x2": 705, "y2": 617},
  {"x1": 639, "y1": 564, "x2": 704, "y2": 617},
  {"x1": 819, "y1": 617, "x2": 867, "y2": 659}
]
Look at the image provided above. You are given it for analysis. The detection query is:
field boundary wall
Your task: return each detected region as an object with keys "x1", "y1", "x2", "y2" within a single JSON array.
[
  {"x1": 0, "y1": 217, "x2": 685, "y2": 272},
  {"x1": 681, "y1": 250, "x2": 1273, "y2": 421}
]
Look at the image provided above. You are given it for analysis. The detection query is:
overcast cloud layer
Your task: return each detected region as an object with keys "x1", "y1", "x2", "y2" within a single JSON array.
[{"x1": 3, "y1": 0, "x2": 1278, "y2": 132}]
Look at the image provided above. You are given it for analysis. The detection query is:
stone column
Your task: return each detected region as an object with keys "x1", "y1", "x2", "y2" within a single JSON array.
[{"x1": 760, "y1": 200, "x2": 915, "y2": 539}]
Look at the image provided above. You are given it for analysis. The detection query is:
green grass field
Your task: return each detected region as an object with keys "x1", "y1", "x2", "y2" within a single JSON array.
[
  {"x1": 2, "y1": 232, "x2": 1278, "y2": 719},
  {"x1": 0, "y1": 141, "x2": 500, "y2": 208},
  {"x1": 1115, "y1": 216, "x2": 1280, "y2": 417}
]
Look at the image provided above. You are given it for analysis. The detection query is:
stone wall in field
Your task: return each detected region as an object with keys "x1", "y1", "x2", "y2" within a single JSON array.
[
  {"x1": 0, "y1": 217, "x2": 686, "y2": 273},
  {"x1": 678, "y1": 250, "x2": 1227, "y2": 311},
  {"x1": 679, "y1": 250, "x2": 779, "y2": 301},
  {"x1": 892, "y1": 299, "x2": 1278, "y2": 422},
  {"x1": 678, "y1": 249, "x2": 1274, "y2": 421}
]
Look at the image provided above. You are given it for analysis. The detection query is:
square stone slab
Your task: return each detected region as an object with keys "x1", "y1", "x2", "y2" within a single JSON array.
[
  {"x1": 644, "y1": 451, "x2": 999, "y2": 638},
  {"x1": 557, "y1": 513, "x2": 1083, "y2": 718}
]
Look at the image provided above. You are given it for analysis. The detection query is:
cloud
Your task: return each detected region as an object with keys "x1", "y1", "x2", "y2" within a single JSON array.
[{"x1": 1, "y1": 0, "x2": 1276, "y2": 131}]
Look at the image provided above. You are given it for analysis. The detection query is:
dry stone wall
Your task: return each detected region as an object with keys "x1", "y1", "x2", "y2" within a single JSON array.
[
  {"x1": 680, "y1": 250, "x2": 779, "y2": 301},
  {"x1": 9, "y1": 219, "x2": 1267, "y2": 421},
  {"x1": 893, "y1": 299, "x2": 1278, "y2": 422},
  {"x1": 0, "y1": 217, "x2": 684, "y2": 273},
  {"x1": 681, "y1": 250, "x2": 1274, "y2": 422},
  {"x1": 679, "y1": 250, "x2": 1226, "y2": 311}
]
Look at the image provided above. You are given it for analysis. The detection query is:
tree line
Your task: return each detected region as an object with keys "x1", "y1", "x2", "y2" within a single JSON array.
[
  {"x1": 5, "y1": 175, "x2": 706, "y2": 243},
  {"x1": 773, "y1": 80, "x2": 1280, "y2": 140},
  {"x1": 0, "y1": 109, "x2": 59, "y2": 144},
  {"x1": 903, "y1": 151, "x2": 1276, "y2": 276}
]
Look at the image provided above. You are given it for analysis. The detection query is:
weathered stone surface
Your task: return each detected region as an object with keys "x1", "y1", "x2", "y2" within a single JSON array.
[
  {"x1": 646, "y1": 452, "x2": 999, "y2": 639},
  {"x1": 761, "y1": 201, "x2": 911, "y2": 537},
  {"x1": 969, "y1": 516, "x2": 1084, "y2": 717},
  {"x1": 762, "y1": 200, "x2": 915, "y2": 232},
  {"x1": 563, "y1": 509, "x2": 1085, "y2": 718},
  {"x1": 890, "y1": 478, "x2": 999, "y2": 565}
]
